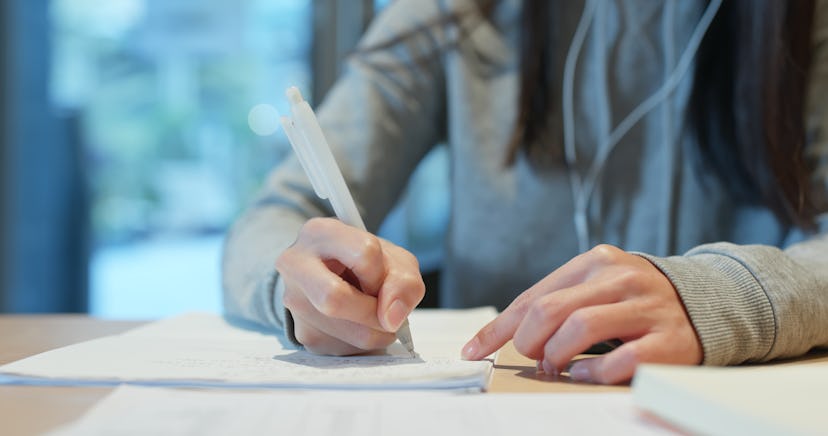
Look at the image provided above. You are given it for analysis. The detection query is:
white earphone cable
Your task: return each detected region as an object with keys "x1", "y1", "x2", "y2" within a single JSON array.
[{"x1": 562, "y1": 0, "x2": 722, "y2": 253}]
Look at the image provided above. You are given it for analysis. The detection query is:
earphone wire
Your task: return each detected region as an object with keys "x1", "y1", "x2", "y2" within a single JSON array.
[
  {"x1": 562, "y1": 0, "x2": 723, "y2": 253},
  {"x1": 562, "y1": 0, "x2": 599, "y2": 253}
]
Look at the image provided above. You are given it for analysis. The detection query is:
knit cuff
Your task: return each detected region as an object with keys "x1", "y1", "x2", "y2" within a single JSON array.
[
  {"x1": 273, "y1": 276, "x2": 303, "y2": 348},
  {"x1": 635, "y1": 252, "x2": 776, "y2": 366}
]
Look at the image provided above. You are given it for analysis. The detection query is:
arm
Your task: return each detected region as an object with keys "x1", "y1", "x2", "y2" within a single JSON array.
[
  {"x1": 221, "y1": 0, "x2": 450, "y2": 331},
  {"x1": 462, "y1": 235, "x2": 828, "y2": 383},
  {"x1": 640, "y1": 236, "x2": 828, "y2": 366},
  {"x1": 463, "y1": 0, "x2": 828, "y2": 382},
  {"x1": 641, "y1": 0, "x2": 828, "y2": 364}
]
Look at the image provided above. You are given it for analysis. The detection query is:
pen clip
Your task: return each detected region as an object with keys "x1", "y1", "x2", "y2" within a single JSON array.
[{"x1": 280, "y1": 116, "x2": 328, "y2": 200}]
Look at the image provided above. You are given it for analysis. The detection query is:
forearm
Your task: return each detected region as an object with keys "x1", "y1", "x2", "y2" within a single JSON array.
[
  {"x1": 221, "y1": 161, "x2": 329, "y2": 330},
  {"x1": 640, "y1": 233, "x2": 828, "y2": 366}
]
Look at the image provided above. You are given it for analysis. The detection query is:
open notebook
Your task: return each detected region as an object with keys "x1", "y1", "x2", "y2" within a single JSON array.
[
  {"x1": 0, "y1": 308, "x2": 497, "y2": 390},
  {"x1": 632, "y1": 361, "x2": 828, "y2": 436}
]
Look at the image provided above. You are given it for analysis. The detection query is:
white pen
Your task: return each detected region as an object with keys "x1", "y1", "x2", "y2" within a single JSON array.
[{"x1": 279, "y1": 86, "x2": 416, "y2": 357}]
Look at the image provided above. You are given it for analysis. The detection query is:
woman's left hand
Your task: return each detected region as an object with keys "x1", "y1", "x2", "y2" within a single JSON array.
[{"x1": 461, "y1": 244, "x2": 703, "y2": 384}]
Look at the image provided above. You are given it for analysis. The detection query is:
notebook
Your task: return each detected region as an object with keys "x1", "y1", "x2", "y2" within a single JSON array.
[{"x1": 0, "y1": 308, "x2": 497, "y2": 390}]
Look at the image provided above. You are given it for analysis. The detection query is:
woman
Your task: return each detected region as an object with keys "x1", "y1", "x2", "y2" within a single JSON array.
[{"x1": 222, "y1": 0, "x2": 828, "y2": 384}]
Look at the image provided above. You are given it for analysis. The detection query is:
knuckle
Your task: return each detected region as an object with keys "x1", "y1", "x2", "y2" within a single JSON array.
[
  {"x1": 613, "y1": 269, "x2": 643, "y2": 290},
  {"x1": 402, "y1": 250, "x2": 421, "y2": 269},
  {"x1": 566, "y1": 309, "x2": 597, "y2": 337},
  {"x1": 300, "y1": 217, "x2": 335, "y2": 239},
  {"x1": 357, "y1": 236, "x2": 382, "y2": 259},
  {"x1": 349, "y1": 236, "x2": 382, "y2": 272},
  {"x1": 383, "y1": 240, "x2": 421, "y2": 269},
  {"x1": 589, "y1": 244, "x2": 623, "y2": 264},
  {"x1": 398, "y1": 271, "x2": 425, "y2": 296},
  {"x1": 506, "y1": 295, "x2": 531, "y2": 318},
  {"x1": 528, "y1": 297, "x2": 561, "y2": 324},
  {"x1": 314, "y1": 281, "x2": 348, "y2": 316}
]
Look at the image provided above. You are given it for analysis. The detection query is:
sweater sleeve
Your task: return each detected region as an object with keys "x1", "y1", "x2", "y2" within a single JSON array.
[
  {"x1": 637, "y1": 1, "x2": 828, "y2": 366},
  {"x1": 639, "y1": 238, "x2": 828, "y2": 366},
  {"x1": 220, "y1": 0, "x2": 454, "y2": 330}
]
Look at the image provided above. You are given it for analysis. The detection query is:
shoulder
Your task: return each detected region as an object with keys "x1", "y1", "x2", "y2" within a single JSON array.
[{"x1": 360, "y1": 0, "x2": 519, "y2": 64}]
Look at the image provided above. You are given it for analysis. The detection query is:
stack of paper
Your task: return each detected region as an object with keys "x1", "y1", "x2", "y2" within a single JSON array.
[
  {"x1": 0, "y1": 308, "x2": 497, "y2": 390},
  {"x1": 48, "y1": 386, "x2": 673, "y2": 436},
  {"x1": 632, "y1": 362, "x2": 828, "y2": 436}
]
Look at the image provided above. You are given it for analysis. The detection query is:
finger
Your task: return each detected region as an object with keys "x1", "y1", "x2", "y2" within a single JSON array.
[
  {"x1": 512, "y1": 281, "x2": 623, "y2": 360},
  {"x1": 461, "y1": 311, "x2": 518, "y2": 361},
  {"x1": 462, "y1": 245, "x2": 631, "y2": 361},
  {"x1": 294, "y1": 305, "x2": 397, "y2": 354},
  {"x1": 298, "y1": 218, "x2": 387, "y2": 295},
  {"x1": 461, "y1": 276, "x2": 588, "y2": 361},
  {"x1": 375, "y1": 242, "x2": 425, "y2": 332},
  {"x1": 540, "y1": 302, "x2": 649, "y2": 373},
  {"x1": 567, "y1": 332, "x2": 690, "y2": 385},
  {"x1": 293, "y1": 319, "x2": 363, "y2": 356},
  {"x1": 282, "y1": 263, "x2": 386, "y2": 332}
]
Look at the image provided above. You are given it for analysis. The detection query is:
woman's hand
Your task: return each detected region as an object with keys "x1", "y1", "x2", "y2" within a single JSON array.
[
  {"x1": 461, "y1": 244, "x2": 702, "y2": 384},
  {"x1": 276, "y1": 217, "x2": 425, "y2": 356}
]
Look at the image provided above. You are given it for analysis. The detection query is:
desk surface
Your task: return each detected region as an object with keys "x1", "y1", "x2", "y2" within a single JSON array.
[
  {"x1": 8, "y1": 316, "x2": 827, "y2": 435},
  {"x1": 0, "y1": 315, "x2": 626, "y2": 434}
]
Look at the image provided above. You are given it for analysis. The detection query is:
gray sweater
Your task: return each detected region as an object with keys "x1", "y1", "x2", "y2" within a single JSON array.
[{"x1": 222, "y1": 0, "x2": 828, "y2": 366}]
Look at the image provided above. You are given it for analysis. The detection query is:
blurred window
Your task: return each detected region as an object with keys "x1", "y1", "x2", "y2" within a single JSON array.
[
  {"x1": 50, "y1": 0, "x2": 312, "y2": 318},
  {"x1": 46, "y1": 0, "x2": 439, "y2": 318}
]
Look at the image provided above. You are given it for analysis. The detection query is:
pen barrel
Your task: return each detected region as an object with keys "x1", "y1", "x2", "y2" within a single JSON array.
[
  {"x1": 284, "y1": 86, "x2": 414, "y2": 356},
  {"x1": 291, "y1": 100, "x2": 366, "y2": 231}
]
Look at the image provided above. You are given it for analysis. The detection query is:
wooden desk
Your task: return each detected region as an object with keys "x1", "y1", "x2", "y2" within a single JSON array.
[
  {"x1": 0, "y1": 316, "x2": 144, "y2": 436},
  {"x1": 7, "y1": 316, "x2": 825, "y2": 435}
]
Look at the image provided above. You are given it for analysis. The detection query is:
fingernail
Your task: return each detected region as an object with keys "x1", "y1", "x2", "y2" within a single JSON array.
[
  {"x1": 569, "y1": 362, "x2": 591, "y2": 381},
  {"x1": 461, "y1": 338, "x2": 479, "y2": 360},
  {"x1": 384, "y1": 299, "x2": 407, "y2": 331}
]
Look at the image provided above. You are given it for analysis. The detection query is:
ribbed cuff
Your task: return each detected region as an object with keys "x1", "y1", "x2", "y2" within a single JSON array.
[
  {"x1": 272, "y1": 276, "x2": 303, "y2": 348},
  {"x1": 284, "y1": 308, "x2": 303, "y2": 348},
  {"x1": 635, "y1": 252, "x2": 776, "y2": 366}
]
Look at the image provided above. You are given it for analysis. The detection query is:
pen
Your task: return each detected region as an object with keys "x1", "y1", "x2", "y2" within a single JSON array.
[{"x1": 279, "y1": 86, "x2": 416, "y2": 357}]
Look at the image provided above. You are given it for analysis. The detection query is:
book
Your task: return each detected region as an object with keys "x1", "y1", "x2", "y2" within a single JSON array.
[{"x1": 632, "y1": 362, "x2": 828, "y2": 436}]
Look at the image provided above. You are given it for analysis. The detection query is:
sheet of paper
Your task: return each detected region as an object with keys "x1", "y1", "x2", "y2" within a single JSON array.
[
  {"x1": 48, "y1": 386, "x2": 674, "y2": 436},
  {"x1": 0, "y1": 308, "x2": 497, "y2": 390}
]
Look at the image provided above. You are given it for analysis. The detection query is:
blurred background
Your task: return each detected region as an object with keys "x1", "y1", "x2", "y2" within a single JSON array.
[{"x1": 0, "y1": 0, "x2": 448, "y2": 318}]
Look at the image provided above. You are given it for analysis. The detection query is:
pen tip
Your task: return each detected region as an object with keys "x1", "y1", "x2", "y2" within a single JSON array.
[{"x1": 406, "y1": 343, "x2": 417, "y2": 358}]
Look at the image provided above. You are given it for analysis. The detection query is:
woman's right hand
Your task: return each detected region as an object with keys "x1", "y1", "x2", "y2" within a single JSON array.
[{"x1": 275, "y1": 217, "x2": 425, "y2": 355}]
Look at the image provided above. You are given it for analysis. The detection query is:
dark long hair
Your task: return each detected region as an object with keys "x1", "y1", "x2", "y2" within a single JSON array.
[
  {"x1": 505, "y1": 0, "x2": 818, "y2": 229},
  {"x1": 360, "y1": 0, "x2": 819, "y2": 228}
]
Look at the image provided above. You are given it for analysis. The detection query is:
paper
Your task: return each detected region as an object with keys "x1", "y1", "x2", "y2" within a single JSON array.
[
  {"x1": 48, "y1": 386, "x2": 674, "y2": 436},
  {"x1": 633, "y1": 362, "x2": 828, "y2": 436},
  {"x1": 0, "y1": 308, "x2": 497, "y2": 390}
]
